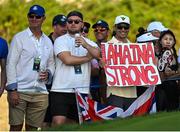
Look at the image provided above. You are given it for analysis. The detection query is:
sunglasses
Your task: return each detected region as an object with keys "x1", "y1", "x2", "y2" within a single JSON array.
[
  {"x1": 94, "y1": 28, "x2": 106, "y2": 33},
  {"x1": 81, "y1": 28, "x2": 89, "y2": 33},
  {"x1": 116, "y1": 24, "x2": 130, "y2": 30},
  {"x1": 28, "y1": 14, "x2": 42, "y2": 19},
  {"x1": 67, "y1": 19, "x2": 82, "y2": 24}
]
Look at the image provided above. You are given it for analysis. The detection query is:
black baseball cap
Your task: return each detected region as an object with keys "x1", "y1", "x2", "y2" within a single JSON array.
[
  {"x1": 52, "y1": 14, "x2": 67, "y2": 26},
  {"x1": 67, "y1": 10, "x2": 83, "y2": 20},
  {"x1": 84, "y1": 22, "x2": 91, "y2": 29}
]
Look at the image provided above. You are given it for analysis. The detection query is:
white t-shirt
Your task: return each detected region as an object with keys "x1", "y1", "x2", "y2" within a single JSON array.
[
  {"x1": 6, "y1": 28, "x2": 55, "y2": 93},
  {"x1": 51, "y1": 34, "x2": 98, "y2": 94}
]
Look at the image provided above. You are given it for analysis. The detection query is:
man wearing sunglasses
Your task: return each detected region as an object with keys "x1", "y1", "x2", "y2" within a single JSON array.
[
  {"x1": 6, "y1": 5, "x2": 55, "y2": 131},
  {"x1": 92, "y1": 20, "x2": 110, "y2": 47},
  {"x1": 106, "y1": 15, "x2": 137, "y2": 110},
  {"x1": 90, "y1": 20, "x2": 110, "y2": 103},
  {"x1": 51, "y1": 11, "x2": 100, "y2": 126}
]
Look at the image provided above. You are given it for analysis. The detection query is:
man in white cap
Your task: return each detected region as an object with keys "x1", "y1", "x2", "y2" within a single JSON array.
[
  {"x1": 110, "y1": 15, "x2": 131, "y2": 43},
  {"x1": 147, "y1": 21, "x2": 168, "y2": 56},
  {"x1": 136, "y1": 32, "x2": 159, "y2": 43},
  {"x1": 106, "y1": 15, "x2": 137, "y2": 110}
]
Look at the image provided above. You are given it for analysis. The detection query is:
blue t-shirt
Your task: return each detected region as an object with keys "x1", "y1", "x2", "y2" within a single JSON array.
[{"x1": 0, "y1": 37, "x2": 8, "y2": 59}]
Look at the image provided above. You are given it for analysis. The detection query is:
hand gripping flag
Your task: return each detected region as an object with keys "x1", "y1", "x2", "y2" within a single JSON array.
[{"x1": 75, "y1": 85, "x2": 156, "y2": 122}]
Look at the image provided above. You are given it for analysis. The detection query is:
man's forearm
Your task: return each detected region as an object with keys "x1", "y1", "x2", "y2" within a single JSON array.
[
  {"x1": 58, "y1": 53, "x2": 91, "y2": 65},
  {"x1": 84, "y1": 44, "x2": 100, "y2": 59}
]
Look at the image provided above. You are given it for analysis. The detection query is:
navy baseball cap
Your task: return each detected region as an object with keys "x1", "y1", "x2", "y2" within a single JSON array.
[
  {"x1": 92, "y1": 20, "x2": 109, "y2": 29},
  {"x1": 28, "y1": 5, "x2": 45, "y2": 16},
  {"x1": 52, "y1": 14, "x2": 67, "y2": 26}
]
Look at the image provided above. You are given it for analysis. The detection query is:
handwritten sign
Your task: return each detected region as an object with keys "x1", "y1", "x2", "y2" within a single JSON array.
[{"x1": 101, "y1": 42, "x2": 161, "y2": 87}]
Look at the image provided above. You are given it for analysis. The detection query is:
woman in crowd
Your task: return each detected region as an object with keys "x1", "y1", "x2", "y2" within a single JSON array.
[{"x1": 157, "y1": 30, "x2": 179, "y2": 111}]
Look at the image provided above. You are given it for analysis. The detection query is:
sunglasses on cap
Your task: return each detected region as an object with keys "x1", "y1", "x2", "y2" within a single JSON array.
[
  {"x1": 94, "y1": 28, "x2": 107, "y2": 33},
  {"x1": 28, "y1": 14, "x2": 42, "y2": 19},
  {"x1": 116, "y1": 24, "x2": 130, "y2": 30},
  {"x1": 81, "y1": 28, "x2": 89, "y2": 33},
  {"x1": 67, "y1": 19, "x2": 82, "y2": 24}
]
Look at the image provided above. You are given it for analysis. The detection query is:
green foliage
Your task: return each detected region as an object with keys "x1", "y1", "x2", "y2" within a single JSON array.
[
  {"x1": 46, "y1": 111, "x2": 180, "y2": 131},
  {"x1": 0, "y1": 0, "x2": 180, "y2": 50}
]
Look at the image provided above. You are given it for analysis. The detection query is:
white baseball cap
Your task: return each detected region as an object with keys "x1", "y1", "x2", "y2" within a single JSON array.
[
  {"x1": 114, "y1": 15, "x2": 130, "y2": 25},
  {"x1": 137, "y1": 32, "x2": 159, "y2": 43},
  {"x1": 147, "y1": 21, "x2": 168, "y2": 32}
]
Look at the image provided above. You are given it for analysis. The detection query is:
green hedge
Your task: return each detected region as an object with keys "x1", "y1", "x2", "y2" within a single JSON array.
[{"x1": 0, "y1": 0, "x2": 180, "y2": 51}]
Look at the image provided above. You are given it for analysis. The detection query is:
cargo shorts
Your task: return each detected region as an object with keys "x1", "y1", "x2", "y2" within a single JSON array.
[{"x1": 8, "y1": 92, "x2": 48, "y2": 127}]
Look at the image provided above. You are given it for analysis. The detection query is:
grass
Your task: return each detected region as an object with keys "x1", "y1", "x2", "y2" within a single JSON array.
[
  {"x1": 1, "y1": 93, "x2": 180, "y2": 131},
  {"x1": 46, "y1": 111, "x2": 180, "y2": 131}
]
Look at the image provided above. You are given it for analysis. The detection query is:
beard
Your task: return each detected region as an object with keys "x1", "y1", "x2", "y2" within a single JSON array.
[
  {"x1": 67, "y1": 26, "x2": 81, "y2": 35},
  {"x1": 68, "y1": 29, "x2": 80, "y2": 35}
]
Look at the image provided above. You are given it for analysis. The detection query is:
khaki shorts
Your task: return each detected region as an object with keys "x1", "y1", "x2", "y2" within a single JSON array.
[{"x1": 9, "y1": 92, "x2": 48, "y2": 127}]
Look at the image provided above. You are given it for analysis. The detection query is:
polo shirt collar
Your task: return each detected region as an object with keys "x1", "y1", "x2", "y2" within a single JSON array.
[{"x1": 26, "y1": 27, "x2": 45, "y2": 38}]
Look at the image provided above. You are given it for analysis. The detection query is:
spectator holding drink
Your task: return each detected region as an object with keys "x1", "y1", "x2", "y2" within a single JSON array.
[
  {"x1": 6, "y1": 5, "x2": 55, "y2": 131},
  {"x1": 50, "y1": 10, "x2": 100, "y2": 126}
]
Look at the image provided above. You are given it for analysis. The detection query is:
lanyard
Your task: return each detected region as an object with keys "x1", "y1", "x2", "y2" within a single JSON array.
[{"x1": 31, "y1": 35, "x2": 44, "y2": 59}]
